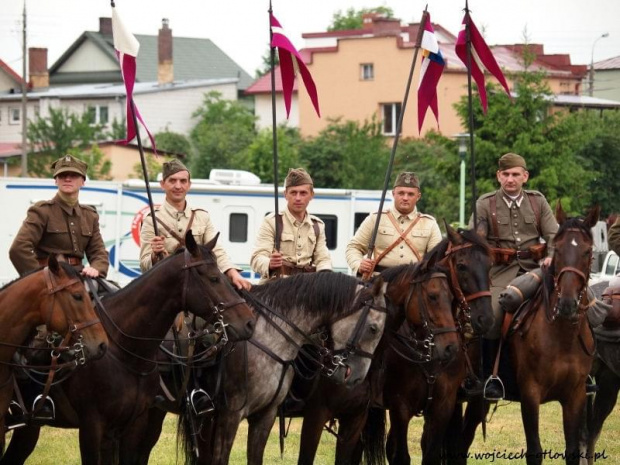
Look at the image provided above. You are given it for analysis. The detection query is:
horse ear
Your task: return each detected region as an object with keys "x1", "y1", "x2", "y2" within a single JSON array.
[
  {"x1": 204, "y1": 232, "x2": 220, "y2": 253},
  {"x1": 48, "y1": 253, "x2": 60, "y2": 274},
  {"x1": 555, "y1": 200, "x2": 567, "y2": 225},
  {"x1": 583, "y1": 205, "x2": 601, "y2": 229},
  {"x1": 444, "y1": 220, "x2": 463, "y2": 245},
  {"x1": 185, "y1": 230, "x2": 199, "y2": 256},
  {"x1": 372, "y1": 275, "x2": 385, "y2": 298}
]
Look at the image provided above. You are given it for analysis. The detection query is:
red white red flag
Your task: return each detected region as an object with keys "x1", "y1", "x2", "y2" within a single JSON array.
[{"x1": 417, "y1": 13, "x2": 445, "y2": 133}]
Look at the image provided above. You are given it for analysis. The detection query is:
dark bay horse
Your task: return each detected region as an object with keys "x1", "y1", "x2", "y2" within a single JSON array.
[
  {"x1": 135, "y1": 272, "x2": 387, "y2": 465},
  {"x1": 455, "y1": 203, "x2": 599, "y2": 465},
  {"x1": 0, "y1": 255, "x2": 108, "y2": 453},
  {"x1": 294, "y1": 224, "x2": 494, "y2": 465},
  {"x1": 1, "y1": 233, "x2": 255, "y2": 465}
]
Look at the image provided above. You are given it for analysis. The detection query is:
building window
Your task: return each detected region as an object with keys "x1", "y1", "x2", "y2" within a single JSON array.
[
  {"x1": 86, "y1": 105, "x2": 109, "y2": 125},
  {"x1": 9, "y1": 108, "x2": 20, "y2": 125},
  {"x1": 360, "y1": 63, "x2": 374, "y2": 81},
  {"x1": 314, "y1": 214, "x2": 337, "y2": 250},
  {"x1": 229, "y1": 213, "x2": 248, "y2": 243},
  {"x1": 381, "y1": 103, "x2": 401, "y2": 135}
]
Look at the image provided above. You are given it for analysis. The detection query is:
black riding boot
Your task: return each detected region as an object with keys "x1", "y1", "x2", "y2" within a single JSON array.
[{"x1": 482, "y1": 338, "x2": 504, "y2": 402}]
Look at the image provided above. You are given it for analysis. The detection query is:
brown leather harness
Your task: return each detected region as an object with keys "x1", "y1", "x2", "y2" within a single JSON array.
[{"x1": 272, "y1": 214, "x2": 321, "y2": 277}]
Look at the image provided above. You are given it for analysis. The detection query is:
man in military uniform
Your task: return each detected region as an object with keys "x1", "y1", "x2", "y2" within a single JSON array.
[
  {"x1": 9, "y1": 155, "x2": 109, "y2": 278},
  {"x1": 471, "y1": 152, "x2": 557, "y2": 400},
  {"x1": 608, "y1": 217, "x2": 620, "y2": 255},
  {"x1": 346, "y1": 171, "x2": 442, "y2": 276},
  {"x1": 139, "y1": 159, "x2": 250, "y2": 291},
  {"x1": 250, "y1": 168, "x2": 332, "y2": 281},
  {"x1": 8, "y1": 154, "x2": 108, "y2": 422}
]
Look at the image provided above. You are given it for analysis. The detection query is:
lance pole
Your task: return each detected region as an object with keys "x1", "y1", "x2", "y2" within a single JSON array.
[{"x1": 362, "y1": 7, "x2": 428, "y2": 280}]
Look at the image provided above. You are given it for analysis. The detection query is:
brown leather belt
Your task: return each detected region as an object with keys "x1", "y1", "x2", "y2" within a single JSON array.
[
  {"x1": 38, "y1": 256, "x2": 82, "y2": 267},
  {"x1": 270, "y1": 261, "x2": 316, "y2": 277}
]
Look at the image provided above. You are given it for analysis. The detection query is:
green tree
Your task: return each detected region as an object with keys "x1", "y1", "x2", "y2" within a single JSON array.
[
  {"x1": 328, "y1": 6, "x2": 394, "y2": 31},
  {"x1": 26, "y1": 107, "x2": 103, "y2": 177},
  {"x1": 189, "y1": 91, "x2": 257, "y2": 178},
  {"x1": 255, "y1": 48, "x2": 280, "y2": 78},
  {"x1": 131, "y1": 153, "x2": 173, "y2": 181},
  {"x1": 154, "y1": 129, "x2": 194, "y2": 157},
  {"x1": 243, "y1": 125, "x2": 301, "y2": 184},
  {"x1": 298, "y1": 118, "x2": 389, "y2": 189}
]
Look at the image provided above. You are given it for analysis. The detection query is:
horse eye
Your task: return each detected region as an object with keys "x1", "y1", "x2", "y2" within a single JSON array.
[
  {"x1": 429, "y1": 293, "x2": 438, "y2": 302},
  {"x1": 456, "y1": 263, "x2": 467, "y2": 272},
  {"x1": 209, "y1": 276, "x2": 220, "y2": 284},
  {"x1": 72, "y1": 293, "x2": 83, "y2": 301}
]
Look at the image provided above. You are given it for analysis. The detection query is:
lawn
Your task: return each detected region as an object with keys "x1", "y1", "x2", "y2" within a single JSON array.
[{"x1": 9, "y1": 400, "x2": 620, "y2": 464}]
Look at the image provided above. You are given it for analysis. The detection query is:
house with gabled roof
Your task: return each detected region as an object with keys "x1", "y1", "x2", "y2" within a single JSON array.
[
  {"x1": 591, "y1": 55, "x2": 620, "y2": 101},
  {"x1": 49, "y1": 17, "x2": 253, "y2": 94}
]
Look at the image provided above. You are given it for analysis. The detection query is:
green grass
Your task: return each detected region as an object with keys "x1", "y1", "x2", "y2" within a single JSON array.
[{"x1": 10, "y1": 401, "x2": 620, "y2": 464}]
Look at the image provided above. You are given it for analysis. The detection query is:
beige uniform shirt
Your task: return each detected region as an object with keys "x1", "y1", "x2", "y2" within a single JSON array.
[
  {"x1": 346, "y1": 207, "x2": 442, "y2": 274},
  {"x1": 9, "y1": 194, "x2": 109, "y2": 277},
  {"x1": 250, "y1": 206, "x2": 332, "y2": 279},
  {"x1": 139, "y1": 199, "x2": 237, "y2": 273}
]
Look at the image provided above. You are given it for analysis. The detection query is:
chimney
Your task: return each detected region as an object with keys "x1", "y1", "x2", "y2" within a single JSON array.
[
  {"x1": 29, "y1": 47, "x2": 49, "y2": 89},
  {"x1": 158, "y1": 18, "x2": 173, "y2": 85},
  {"x1": 99, "y1": 17, "x2": 113, "y2": 35}
]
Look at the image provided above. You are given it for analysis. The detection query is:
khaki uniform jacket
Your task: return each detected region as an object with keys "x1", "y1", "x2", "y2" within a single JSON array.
[
  {"x1": 608, "y1": 217, "x2": 620, "y2": 256},
  {"x1": 9, "y1": 194, "x2": 109, "y2": 277},
  {"x1": 346, "y1": 207, "x2": 442, "y2": 274},
  {"x1": 471, "y1": 189, "x2": 558, "y2": 338},
  {"x1": 139, "y1": 200, "x2": 238, "y2": 273},
  {"x1": 250, "y1": 206, "x2": 332, "y2": 279}
]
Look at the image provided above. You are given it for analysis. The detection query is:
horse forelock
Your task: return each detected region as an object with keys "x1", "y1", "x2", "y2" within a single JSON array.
[
  {"x1": 555, "y1": 217, "x2": 593, "y2": 242},
  {"x1": 250, "y1": 273, "x2": 362, "y2": 318}
]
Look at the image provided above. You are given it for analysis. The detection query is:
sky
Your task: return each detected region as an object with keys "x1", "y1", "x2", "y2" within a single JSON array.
[{"x1": 1, "y1": 0, "x2": 619, "y2": 79}]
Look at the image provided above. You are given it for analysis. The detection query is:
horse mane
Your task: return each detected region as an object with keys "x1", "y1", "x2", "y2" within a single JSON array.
[
  {"x1": 0, "y1": 261, "x2": 80, "y2": 292},
  {"x1": 250, "y1": 272, "x2": 364, "y2": 318},
  {"x1": 424, "y1": 227, "x2": 491, "y2": 272},
  {"x1": 380, "y1": 263, "x2": 425, "y2": 287}
]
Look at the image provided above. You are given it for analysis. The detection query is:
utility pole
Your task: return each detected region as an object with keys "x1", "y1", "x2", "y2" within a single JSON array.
[
  {"x1": 20, "y1": 1, "x2": 28, "y2": 177},
  {"x1": 589, "y1": 32, "x2": 609, "y2": 97}
]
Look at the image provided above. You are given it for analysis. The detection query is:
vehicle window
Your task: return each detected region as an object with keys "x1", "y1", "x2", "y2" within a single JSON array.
[
  {"x1": 606, "y1": 253, "x2": 619, "y2": 276},
  {"x1": 314, "y1": 214, "x2": 337, "y2": 250},
  {"x1": 229, "y1": 213, "x2": 248, "y2": 243}
]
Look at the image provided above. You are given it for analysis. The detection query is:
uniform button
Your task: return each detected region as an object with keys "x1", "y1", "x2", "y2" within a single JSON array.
[
  {"x1": 400, "y1": 254, "x2": 404, "y2": 258},
  {"x1": 516, "y1": 238, "x2": 521, "y2": 242},
  {"x1": 400, "y1": 245, "x2": 404, "y2": 249},
  {"x1": 70, "y1": 222, "x2": 74, "y2": 226},
  {"x1": 514, "y1": 231, "x2": 519, "y2": 234},
  {"x1": 514, "y1": 223, "x2": 518, "y2": 226},
  {"x1": 298, "y1": 235, "x2": 301, "y2": 239},
  {"x1": 513, "y1": 214, "x2": 518, "y2": 218},
  {"x1": 297, "y1": 244, "x2": 302, "y2": 248},
  {"x1": 297, "y1": 252, "x2": 301, "y2": 256},
  {"x1": 178, "y1": 228, "x2": 182, "y2": 232}
]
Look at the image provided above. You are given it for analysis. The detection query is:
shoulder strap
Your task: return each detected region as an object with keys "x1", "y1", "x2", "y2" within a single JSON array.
[
  {"x1": 374, "y1": 212, "x2": 422, "y2": 265},
  {"x1": 489, "y1": 194, "x2": 500, "y2": 240},
  {"x1": 156, "y1": 211, "x2": 196, "y2": 247},
  {"x1": 526, "y1": 192, "x2": 541, "y2": 235},
  {"x1": 311, "y1": 218, "x2": 320, "y2": 238}
]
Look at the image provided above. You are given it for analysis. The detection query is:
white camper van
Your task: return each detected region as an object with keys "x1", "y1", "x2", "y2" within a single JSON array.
[{"x1": 0, "y1": 174, "x2": 393, "y2": 286}]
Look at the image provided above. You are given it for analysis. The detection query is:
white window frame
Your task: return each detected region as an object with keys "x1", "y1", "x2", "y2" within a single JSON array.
[
  {"x1": 381, "y1": 103, "x2": 401, "y2": 136},
  {"x1": 9, "y1": 108, "x2": 20, "y2": 125},
  {"x1": 86, "y1": 104, "x2": 109, "y2": 126},
  {"x1": 360, "y1": 63, "x2": 374, "y2": 81}
]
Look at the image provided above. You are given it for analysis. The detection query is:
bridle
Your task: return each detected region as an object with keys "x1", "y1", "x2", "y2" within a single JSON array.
[
  {"x1": 441, "y1": 242, "x2": 492, "y2": 331},
  {"x1": 323, "y1": 284, "x2": 388, "y2": 377},
  {"x1": 549, "y1": 227, "x2": 592, "y2": 322}
]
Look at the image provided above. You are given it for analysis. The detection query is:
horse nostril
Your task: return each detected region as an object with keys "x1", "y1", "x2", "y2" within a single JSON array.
[
  {"x1": 98, "y1": 342, "x2": 108, "y2": 357},
  {"x1": 246, "y1": 318, "x2": 256, "y2": 334}
]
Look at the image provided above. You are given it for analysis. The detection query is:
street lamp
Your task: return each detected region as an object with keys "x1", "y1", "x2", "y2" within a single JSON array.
[
  {"x1": 589, "y1": 32, "x2": 609, "y2": 97},
  {"x1": 454, "y1": 133, "x2": 469, "y2": 228}
]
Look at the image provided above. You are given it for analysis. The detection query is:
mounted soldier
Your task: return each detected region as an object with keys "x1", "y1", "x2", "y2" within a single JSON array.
[
  {"x1": 250, "y1": 168, "x2": 332, "y2": 282},
  {"x1": 346, "y1": 171, "x2": 442, "y2": 276},
  {"x1": 470, "y1": 152, "x2": 557, "y2": 400}
]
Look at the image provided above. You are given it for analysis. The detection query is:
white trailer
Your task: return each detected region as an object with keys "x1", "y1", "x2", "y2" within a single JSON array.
[{"x1": 0, "y1": 176, "x2": 393, "y2": 285}]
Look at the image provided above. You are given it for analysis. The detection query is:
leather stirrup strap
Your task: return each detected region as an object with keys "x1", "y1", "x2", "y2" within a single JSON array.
[{"x1": 492, "y1": 312, "x2": 514, "y2": 379}]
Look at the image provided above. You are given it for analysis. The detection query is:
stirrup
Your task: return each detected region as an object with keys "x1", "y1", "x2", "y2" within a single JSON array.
[
  {"x1": 190, "y1": 389, "x2": 214, "y2": 416},
  {"x1": 586, "y1": 375, "x2": 599, "y2": 396},
  {"x1": 483, "y1": 376, "x2": 505, "y2": 402},
  {"x1": 32, "y1": 395, "x2": 56, "y2": 420},
  {"x1": 6, "y1": 401, "x2": 28, "y2": 430}
]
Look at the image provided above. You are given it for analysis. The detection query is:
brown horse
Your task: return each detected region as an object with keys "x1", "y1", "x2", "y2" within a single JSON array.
[
  {"x1": 0, "y1": 255, "x2": 108, "y2": 454},
  {"x1": 454, "y1": 203, "x2": 599, "y2": 465},
  {"x1": 1, "y1": 233, "x2": 255, "y2": 465},
  {"x1": 294, "y1": 223, "x2": 493, "y2": 465}
]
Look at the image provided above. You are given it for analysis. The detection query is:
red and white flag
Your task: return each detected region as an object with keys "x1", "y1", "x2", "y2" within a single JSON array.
[
  {"x1": 417, "y1": 13, "x2": 445, "y2": 133},
  {"x1": 455, "y1": 12, "x2": 511, "y2": 113},
  {"x1": 270, "y1": 13, "x2": 320, "y2": 118},
  {"x1": 111, "y1": 5, "x2": 156, "y2": 148}
]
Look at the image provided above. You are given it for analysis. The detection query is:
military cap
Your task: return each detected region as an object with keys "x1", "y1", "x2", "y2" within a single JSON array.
[
  {"x1": 162, "y1": 158, "x2": 189, "y2": 180},
  {"x1": 284, "y1": 168, "x2": 313, "y2": 188},
  {"x1": 498, "y1": 153, "x2": 527, "y2": 171},
  {"x1": 393, "y1": 172, "x2": 420, "y2": 189},
  {"x1": 51, "y1": 155, "x2": 88, "y2": 178}
]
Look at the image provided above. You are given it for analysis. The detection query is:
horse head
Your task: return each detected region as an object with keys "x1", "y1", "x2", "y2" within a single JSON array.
[
  {"x1": 183, "y1": 231, "x2": 255, "y2": 341},
  {"x1": 328, "y1": 276, "x2": 387, "y2": 388},
  {"x1": 551, "y1": 202, "x2": 599, "y2": 320},
  {"x1": 45, "y1": 254, "x2": 108, "y2": 362},
  {"x1": 438, "y1": 221, "x2": 494, "y2": 336}
]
